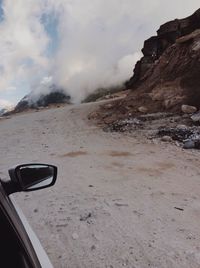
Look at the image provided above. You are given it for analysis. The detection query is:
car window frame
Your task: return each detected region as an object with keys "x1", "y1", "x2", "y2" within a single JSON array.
[{"x1": 0, "y1": 183, "x2": 42, "y2": 268}]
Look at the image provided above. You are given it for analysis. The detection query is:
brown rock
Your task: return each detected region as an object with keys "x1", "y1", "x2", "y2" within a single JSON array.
[
  {"x1": 138, "y1": 106, "x2": 148, "y2": 113},
  {"x1": 181, "y1": 105, "x2": 197, "y2": 114},
  {"x1": 161, "y1": 136, "x2": 173, "y2": 142},
  {"x1": 176, "y1": 29, "x2": 200, "y2": 43},
  {"x1": 104, "y1": 103, "x2": 113, "y2": 109}
]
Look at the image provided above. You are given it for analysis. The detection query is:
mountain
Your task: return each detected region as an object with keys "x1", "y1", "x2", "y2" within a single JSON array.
[
  {"x1": 0, "y1": 105, "x2": 15, "y2": 116},
  {"x1": 0, "y1": 108, "x2": 9, "y2": 116},
  {"x1": 13, "y1": 85, "x2": 71, "y2": 113}
]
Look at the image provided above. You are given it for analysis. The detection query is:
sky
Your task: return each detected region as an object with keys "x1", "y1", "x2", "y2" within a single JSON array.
[{"x1": 0, "y1": 0, "x2": 200, "y2": 108}]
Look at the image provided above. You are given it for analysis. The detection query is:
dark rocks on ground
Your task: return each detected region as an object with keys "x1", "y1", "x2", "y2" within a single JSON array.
[
  {"x1": 158, "y1": 126, "x2": 200, "y2": 149},
  {"x1": 183, "y1": 140, "x2": 200, "y2": 149},
  {"x1": 80, "y1": 212, "x2": 93, "y2": 224},
  {"x1": 183, "y1": 140, "x2": 195, "y2": 149},
  {"x1": 102, "y1": 112, "x2": 184, "y2": 134},
  {"x1": 80, "y1": 212, "x2": 92, "y2": 221},
  {"x1": 176, "y1": 124, "x2": 188, "y2": 130},
  {"x1": 101, "y1": 108, "x2": 200, "y2": 149},
  {"x1": 104, "y1": 118, "x2": 142, "y2": 132},
  {"x1": 158, "y1": 127, "x2": 194, "y2": 141},
  {"x1": 174, "y1": 207, "x2": 184, "y2": 211}
]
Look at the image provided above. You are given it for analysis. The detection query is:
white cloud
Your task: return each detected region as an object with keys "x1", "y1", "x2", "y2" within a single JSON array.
[
  {"x1": 0, "y1": 0, "x2": 200, "y2": 104},
  {"x1": 0, "y1": 0, "x2": 50, "y2": 92},
  {"x1": 0, "y1": 99, "x2": 14, "y2": 110}
]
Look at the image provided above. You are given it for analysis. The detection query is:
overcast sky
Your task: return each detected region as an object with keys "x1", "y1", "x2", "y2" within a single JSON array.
[{"x1": 0, "y1": 0, "x2": 199, "y2": 108}]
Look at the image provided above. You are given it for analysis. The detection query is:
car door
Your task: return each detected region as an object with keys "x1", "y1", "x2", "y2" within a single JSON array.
[{"x1": 0, "y1": 183, "x2": 42, "y2": 268}]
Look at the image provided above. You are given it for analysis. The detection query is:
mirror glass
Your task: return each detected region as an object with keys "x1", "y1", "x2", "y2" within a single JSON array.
[{"x1": 17, "y1": 165, "x2": 55, "y2": 190}]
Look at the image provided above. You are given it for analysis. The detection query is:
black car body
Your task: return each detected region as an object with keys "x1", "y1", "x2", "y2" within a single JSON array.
[{"x1": 0, "y1": 163, "x2": 57, "y2": 268}]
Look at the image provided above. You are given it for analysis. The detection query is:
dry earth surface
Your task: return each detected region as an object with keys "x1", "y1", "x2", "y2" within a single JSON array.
[{"x1": 0, "y1": 102, "x2": 200, "y2": 268}]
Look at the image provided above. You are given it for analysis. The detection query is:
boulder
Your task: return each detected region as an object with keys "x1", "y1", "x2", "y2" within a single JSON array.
[
  {"x1": 176, "y1": 124, "x2": 188, "y2": 130},
  {"x1": 138, "y1": 106, "x2": 148, "y2": 113},
  {"x1": 183, "y1": 140, "x2": 195, "y2": 149},
  {"x1": 181, "y1": 105, "x2": 197, "y2": 114},
  {"x1": 191, "y1": 112, "x2": 200, "y2": 123},
  {"x1": 161, "y1": 136, "x2": 172, "y2": 142}
]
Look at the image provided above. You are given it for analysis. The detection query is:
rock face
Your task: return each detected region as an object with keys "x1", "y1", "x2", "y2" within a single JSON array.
[
  {"x1": 97, "y1": 9, "x2": 200, "y2": 125},
  {"x1": 127, "y1": 9, "x2": 200, "y2": 89},
  {"x1": 14, "y1": 86, "x2": 71, "y2": 113},
  {"x1": 124, "y1": 26, "x2": 200, "y2": 112}
]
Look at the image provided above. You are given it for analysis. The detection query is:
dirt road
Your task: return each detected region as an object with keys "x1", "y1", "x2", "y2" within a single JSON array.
[{"x1": 0, "y1": 102, "x2": 200, "y2": 268}]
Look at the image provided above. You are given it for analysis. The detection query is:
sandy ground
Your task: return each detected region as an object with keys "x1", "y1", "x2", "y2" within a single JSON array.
[{"x1": 1, "y1": 102, "x2": 200, "y2": 268}]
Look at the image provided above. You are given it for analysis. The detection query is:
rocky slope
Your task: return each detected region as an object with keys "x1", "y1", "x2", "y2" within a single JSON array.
[
  {"x1": 96, "y1": 9, "x2": 200, "y2": 124},
  {"x1": 13, "y1": 85, "x2": 71, "y2": 113}
]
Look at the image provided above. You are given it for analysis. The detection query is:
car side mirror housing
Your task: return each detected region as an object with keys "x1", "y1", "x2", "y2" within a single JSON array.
[{"x1": 3, "y1": 164, "x2": 57, "y2": 195}]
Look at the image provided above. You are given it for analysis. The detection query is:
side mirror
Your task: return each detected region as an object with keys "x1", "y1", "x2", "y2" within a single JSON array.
[{"x1": 3, "y1": 164, "x2": 57, "y2": 195}]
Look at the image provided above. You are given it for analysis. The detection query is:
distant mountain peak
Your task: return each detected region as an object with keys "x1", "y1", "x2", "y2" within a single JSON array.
[{"x1": 14, "y1": 84, "x2": 71, "y2": 113}]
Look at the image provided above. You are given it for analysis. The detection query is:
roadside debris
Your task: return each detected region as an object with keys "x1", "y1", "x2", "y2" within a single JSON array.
[
  {"x1": 80, "y1": 212, "x2": 92, "y2": 222},
  {"x1": 158, "y1": 126, "x2": 200, "y2": 149},
  {"x1": 72, "y1": 233, "x2": 79, "y2": 240},
  {"x1": 115, "y1": 203, "x2": 129, "y2": 207},
  {"x1": 157, "y1": 127, "x2": 194, "y2": 142},
  {"x1": 103, "y1": 111, "x2": 200, "y2": 149},
  {"x1": 174, "y1": 207, "x2": 184, "y2": 211},
  {"x1": 104, "y1": 118, "x2": 142, "y2": 132}
]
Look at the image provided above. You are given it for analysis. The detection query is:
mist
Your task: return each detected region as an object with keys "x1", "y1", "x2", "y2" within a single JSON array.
[{"x1": 0, "y1": 0, "x2": 200, "y2": 106}]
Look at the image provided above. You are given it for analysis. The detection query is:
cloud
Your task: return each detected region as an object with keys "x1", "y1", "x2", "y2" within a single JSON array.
[
  {"x1": 0, "y1": 0, "x2": 200, "y2": 106},
  {"x1": 0, "y1": 99, "x2": 14, "y2": 109},
  {"x1": 0, "y1": 0, "x2": 50, "y2": 93}
]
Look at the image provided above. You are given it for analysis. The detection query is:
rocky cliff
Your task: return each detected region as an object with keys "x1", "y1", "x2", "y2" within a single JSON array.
[
  {"x1": 97, "y1": 9, "x2": 200, "y2": 124},
  {"x1": 127, "y1": 8, "x2": 200, "y2": 89}
]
